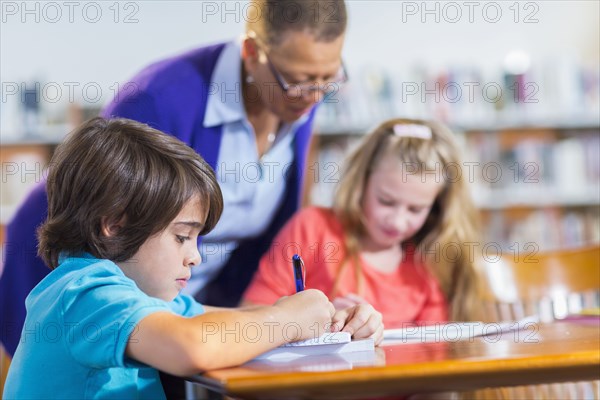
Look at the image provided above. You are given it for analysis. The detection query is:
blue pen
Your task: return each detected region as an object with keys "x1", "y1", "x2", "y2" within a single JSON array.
[{"x1": 292, "y1": 254, "x2": 305, "y2": 292}]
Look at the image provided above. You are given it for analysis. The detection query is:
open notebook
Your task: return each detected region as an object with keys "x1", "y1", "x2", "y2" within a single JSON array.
[{"x1": 254, "y1": 332, "x2": 375, "y2": 361}]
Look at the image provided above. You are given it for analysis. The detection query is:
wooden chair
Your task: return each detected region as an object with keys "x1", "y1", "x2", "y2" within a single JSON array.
[
  {"x1": 462, "y1": 245, "x2": 600, "y2": 400},
  {"x1": 479, "y1": 245, "x2": 600, "y2": 323},
  {"x1": 1, "y1": 345, "x2": 10, "y2": 395}
]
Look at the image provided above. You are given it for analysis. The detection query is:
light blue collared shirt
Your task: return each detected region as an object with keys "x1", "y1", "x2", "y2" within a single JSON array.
[
  {"x1": 3, "y1": 253, "x2": 204, "y2": 399},
  {"x1": 184, "y1": 41, "x2": 308, "y2": 296}
]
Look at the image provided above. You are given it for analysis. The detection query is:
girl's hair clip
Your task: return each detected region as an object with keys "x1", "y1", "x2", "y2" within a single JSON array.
[{"x1": 393, "y1": 124, "x2": 432, "y2": 140}]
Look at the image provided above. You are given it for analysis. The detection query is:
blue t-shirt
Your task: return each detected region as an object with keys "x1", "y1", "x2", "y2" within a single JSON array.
[{"x1": 3, "y1": 253, "x2": 204, "y2": 400}]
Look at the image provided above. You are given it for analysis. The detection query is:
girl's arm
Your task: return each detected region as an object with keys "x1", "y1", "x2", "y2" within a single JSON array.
[
  {"x1": 331, "y1": 293, "x2": 368, "y2": 310},
  {"x1": 331, "y1": 303, "x2": 384, "y2": 345},
  {"x1": 126, "y1": 289, "x2": 334, "y2": 376}
]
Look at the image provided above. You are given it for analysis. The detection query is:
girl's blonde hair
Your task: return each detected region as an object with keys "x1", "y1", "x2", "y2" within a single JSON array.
[{"x1": 333, "y1": 118, "x2": 481, "y2": 321}]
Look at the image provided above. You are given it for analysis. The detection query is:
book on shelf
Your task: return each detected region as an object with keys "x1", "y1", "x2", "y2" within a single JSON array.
[
  {"x1": 485, "y1": 207, "x2": 600, "y2": 251},
  {"x1": 467, "y1": 128, "x2": 599, "y2": 200}
]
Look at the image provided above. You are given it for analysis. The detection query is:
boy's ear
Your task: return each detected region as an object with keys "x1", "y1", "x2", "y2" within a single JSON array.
[{"x1": 100, "y1": 215, "x2": 126, "y2": 237}]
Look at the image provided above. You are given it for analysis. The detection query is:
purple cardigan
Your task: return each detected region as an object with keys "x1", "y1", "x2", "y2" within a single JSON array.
[{"x1": 0, "y1": 42, "x2": 317, "y2": 356}]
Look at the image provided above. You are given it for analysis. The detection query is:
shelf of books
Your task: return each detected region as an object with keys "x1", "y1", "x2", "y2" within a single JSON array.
[
  {"x1": 311, "y1": 62, "x2": 599, "y2": 252},
  {"x1": 462, "y1": 125, "x2": 599, "y2": 252},
  {"x1": 1, "y1": 63, "x2": 598, "y2": 253}
]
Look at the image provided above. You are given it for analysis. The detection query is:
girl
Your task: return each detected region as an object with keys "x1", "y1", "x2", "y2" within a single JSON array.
[
  {"x1": 3, "y1": 117, "x2": 382, "y2": 399},
  {"x1": 243, "y1": 118, "x2": 481, "y2": 326}
]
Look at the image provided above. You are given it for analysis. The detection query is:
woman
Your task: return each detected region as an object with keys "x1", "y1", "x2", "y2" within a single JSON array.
[{"x1": 102, "y1": 0, "x2": 348, "y2": 306}]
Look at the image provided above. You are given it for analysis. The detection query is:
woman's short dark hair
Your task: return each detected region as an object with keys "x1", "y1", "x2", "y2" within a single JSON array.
[
  {"x1": 247, "y1": 0, "x2": 347, "y2": 46},
  {"x1": 38, "y1": 117, "x2": 223, "y2": 269}
]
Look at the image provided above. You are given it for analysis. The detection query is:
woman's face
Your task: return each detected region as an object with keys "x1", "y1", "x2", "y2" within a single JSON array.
[{"x1": 247, "y1": 31, "x2": 345, "y2": 123}]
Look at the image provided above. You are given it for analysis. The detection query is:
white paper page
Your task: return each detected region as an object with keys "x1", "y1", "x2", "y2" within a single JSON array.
[
  {"x1": 382, "y1": 315, "x2": 539, "y2": 344},
  {"x1": 281, "y1": 332, "x2": 351, "y2": 347},
  {"x1": 254, "y1": 333, "x2": 375, "y2": 361}
]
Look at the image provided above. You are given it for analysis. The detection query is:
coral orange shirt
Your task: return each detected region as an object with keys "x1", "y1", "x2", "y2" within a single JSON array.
[{"x1": 243, "y1": 207, "x2": 448, "y2": 328}]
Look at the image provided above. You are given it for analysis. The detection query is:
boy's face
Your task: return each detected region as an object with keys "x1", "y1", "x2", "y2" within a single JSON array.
[
  {"x1": 361, "y1": 155, "x2": 442, "y2": 251},
  {"x1": 118, "y1": 196, "x2": 205, "y2": 301}
]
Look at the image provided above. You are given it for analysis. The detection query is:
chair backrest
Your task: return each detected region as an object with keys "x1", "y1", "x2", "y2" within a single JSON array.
[
  {"x1": 1, "y1": 345, "x2": 9, "y2": 396},
  {"x1": 479, "y1": 245, "x2": 600, "y2": 322},
  {"x1": 470, "y1": 245, "x2": 600, "y2": 400}
]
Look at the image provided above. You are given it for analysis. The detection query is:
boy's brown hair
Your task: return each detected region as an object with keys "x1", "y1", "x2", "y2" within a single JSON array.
[{"x1": 38, "y1": 117, "x2": 223, "y2": 269}]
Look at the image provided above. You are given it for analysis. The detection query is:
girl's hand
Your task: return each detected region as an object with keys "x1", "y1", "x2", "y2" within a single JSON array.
[
  {"x1": 332, "y1": 293, "x2": 368, "y2": 310},
  {"x1": 330, "y1": 303, "x2": 384, "y2": 345}
]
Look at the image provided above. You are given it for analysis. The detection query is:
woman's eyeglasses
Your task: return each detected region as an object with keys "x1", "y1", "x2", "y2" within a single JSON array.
[
  {"x1": 265, "y1": 54, "x2": 348, "y2": 98},
  {"x1": 250, "y1": 33, "x2": 348, "y2": 98}
]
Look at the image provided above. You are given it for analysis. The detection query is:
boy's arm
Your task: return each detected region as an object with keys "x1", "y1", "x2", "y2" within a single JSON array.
[
  {"x1": 207, "y1": 302, "x2": 384, "y2": 347},
  {"x1": 201, "y1": 305, "x2": 229, "y2": 312},
  {"x1": 203, "y1": 304, "x2": 262, "y2": 312},
  {"x1": 243, "y1": 295, "x2": 385, "y2": 344},
  {"x1": 126, "y1": 290, "x2": 334, "y2": 376},
  {"x1": 238, "y1": 300, "x2": 262, "y2": 307}
]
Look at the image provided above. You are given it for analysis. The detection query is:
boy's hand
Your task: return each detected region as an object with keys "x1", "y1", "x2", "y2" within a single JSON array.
[
  {"x1": 274, "y1": 289, "x2": 335, "y2": 340},
  {"x1": 331, "y1": 303, "x2": 384, "y2": 345}
]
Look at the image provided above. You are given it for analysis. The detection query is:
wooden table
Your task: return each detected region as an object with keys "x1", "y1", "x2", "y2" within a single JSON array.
[{"x1": 189, "y1": 321, "x2": 600, "y2": 399}]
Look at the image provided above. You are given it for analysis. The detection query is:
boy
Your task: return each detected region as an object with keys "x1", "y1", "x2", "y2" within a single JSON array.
[{"x1": 3, "y1": 117, "x2": 382, "y2": 399}]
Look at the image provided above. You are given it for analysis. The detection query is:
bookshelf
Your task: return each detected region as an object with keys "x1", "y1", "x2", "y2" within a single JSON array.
[
  {"x1": 461, "y1": 124, "x2": 599, "y2": 251},
  {"x1": 1, "y1": 61, "x2": 598, "y2": 253},
  {"x1": 309, "y1": 58, "x2": 599, "y2": 252}
]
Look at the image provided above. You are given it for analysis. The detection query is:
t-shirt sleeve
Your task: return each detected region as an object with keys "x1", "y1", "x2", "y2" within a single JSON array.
[
  {"x1": 169, "y1": 294, "x2": 205, "y2": 317},
  {"x1": 60, "y1": 263, "x2": 173, "y2": 369},
  {"x1": 243, "y1": 208, "x2": 324, "y2": 305}
]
